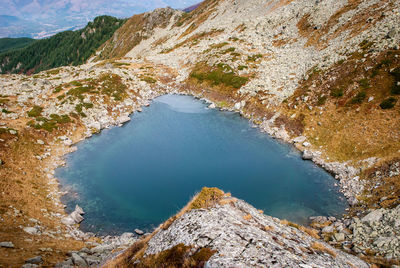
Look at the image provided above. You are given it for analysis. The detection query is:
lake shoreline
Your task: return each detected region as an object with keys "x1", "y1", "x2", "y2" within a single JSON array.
[
  {"x1": 56, "y1": 93, "x2": 347, "y2": 235},
  {"x1": 0, "y1": 66, "x2": 376, "y2": 266},
  {"x1": 52, "y1": 89, "x2": 357, "y2": 238}
]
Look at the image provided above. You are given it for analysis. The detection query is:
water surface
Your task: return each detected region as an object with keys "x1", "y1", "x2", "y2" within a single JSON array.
[{"x1": 57, "y1": 94, "x2": 347, "y2": 235}]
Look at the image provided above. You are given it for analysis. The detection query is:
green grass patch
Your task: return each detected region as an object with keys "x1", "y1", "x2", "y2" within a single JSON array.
[
  {"x1": 49, "y1": 114, "x2": 71, "y2": 124},
  {"x1": 221, "y1": 47, "x2": 235, "y2": 54},
  {"x1": 27, "y1": 113, "x2": 70, "y2": 132},
  {"x1": 211, "y1": 42, "x2": 229, "y2": 49},
  {"x1": 190, "y1": 63, "x2": 248, "y2": 89},
  {"x1": 99, "y1": 73, "x2": 127, "y2": 101},
  {"x1": 53, "y1": 85, "x2": 63, "y2": 93},
  {"x1": 247, "y1": 54, "x2": 263, "y2": 62},
  {"x1": 27, "y1": 105, "x2": 43, "y2": 117},
  {"x1": 358, "y1": 78, "x2": 370, "y2": 90},
  {"x1": 69, "y1": 81, "x2": 82, "y2": 87},
  {"x1": 141, "y1": 76, "x2": 157, "y2": 84}
]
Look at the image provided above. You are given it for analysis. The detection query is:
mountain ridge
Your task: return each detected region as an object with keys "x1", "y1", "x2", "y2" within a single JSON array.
[{"x1": 0, "y1": 15, "x2": 125, "y2": 74}]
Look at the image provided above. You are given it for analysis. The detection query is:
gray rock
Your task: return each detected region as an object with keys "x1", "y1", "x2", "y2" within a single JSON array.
[
  {"x1": 0, "y1": 241, "x2": 14, "y2": 248},
  {"x1": 71, "y1": 253, "x2": 88, "y2": 267},
  {"x1": 303, "y1": 141, "x2": 311, "y2": 147},
  {"x1": 61, "y1": 216, "x2": 76, "y2": 226},
  {"x1": 135, "y1": 229, "x2": 144, "y2": 235},
  {"x1": 321, "y1": 225, "x2": 334, "y2": 233},
  {"x1": 23, "y1": 227, "x2": 39, "y2": 235},
  {"x1": 142, "y1": 197, "x2": 368, "y2": 267},
  {"x1": 90, "y1": 244, "x2": 114, "y2": 254},
  {"x1": 333, "y1": 232, "x2": 345, "y2": 242},
  {"x1": 119, "y1": 232, "x2": 136, "y2": 244},
  {"x1": 21, "y1": 264, "x2": 38, "y2": 268},
  {"x1": 362, "y1": 209, "x2": 384, "y2": 225},
  {"x1": 75, "y1": 205, "x2": 85, "y2": 215},
  {"x1": 70, "y1": 211, "x2": 84, "y2": 224},
  {"x1": 85, "y1": 256, "x2": 101, "y2": 266},
  {"x1": 25, "y1": 256, "x2": 43, "y2": 264},
  {"x1": 302, "y1": 150, "x2": 313, "y2": 160},
  {"x1": 293, "y1": 136, "x2": 306, "y2": 143}
]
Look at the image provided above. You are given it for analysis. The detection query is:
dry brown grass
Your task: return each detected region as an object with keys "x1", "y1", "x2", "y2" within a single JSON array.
[
  {"x1": 243, "y1": 214, "x2": 252, "y2": 221},
  {"x1": 190, "y1": 187, "x2": 225, "y2": 209},
  {"x1": 0, "y1": 128, "x2": 86, "y2": 267},
  {"x1": 131, "y1": 244, "x2": 216, "y2": 268},
  {"x1": 280, "y1": 220, "x2": 320, "y2": 239},
  {"x1": 361, "y1": 158, "x2": 400, "y2": 209},
  {"x1": 264, "y1": 225, "x2": 274, "y2": 232},
  {"x1": 310, "y1": 242, "x2": 337, "y2": 258},
  {"x1": 177, "y1": 0, "x2": 220, "y2": 38},
  {"x1": 265, "y1": 0, "x2": 294, "y2": 14},
  {"x1": 285, "y1": 49, "x2": 400, "y2": 162},
  {"x1": 98, "y1": 8, "x2": 177, "y2": 59}
]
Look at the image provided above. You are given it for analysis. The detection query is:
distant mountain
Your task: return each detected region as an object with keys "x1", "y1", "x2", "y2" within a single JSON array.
[
  {"x1": 0, "y1": 0, "x2": 201, "y2": 38},
  {"x1": 0, "y1": 16, "x2": 125, "y2": 74},
  {"x1": 183, "y1": 2, "x2": 202, "y2": 12},
  {"x1": 0, "y1": 37, "x2": 35, "y2": 53}
]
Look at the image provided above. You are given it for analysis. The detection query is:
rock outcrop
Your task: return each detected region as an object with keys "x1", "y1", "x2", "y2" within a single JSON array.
[
  {"x1": 104, "y1": 188, "x2": 368, "y2": 267},
  {"x1": 61, "y1": 205, "x2": 85, "y2": 226}
]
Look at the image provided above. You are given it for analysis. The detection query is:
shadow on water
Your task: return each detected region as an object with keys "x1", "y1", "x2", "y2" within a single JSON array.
[{"x1": 57, "y1": 94, "x2": 347, "y2": 235}]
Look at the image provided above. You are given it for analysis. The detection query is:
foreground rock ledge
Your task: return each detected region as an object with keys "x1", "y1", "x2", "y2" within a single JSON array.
[{"x1": 104, "y1": 188, "x2": 367, "y2": 267}]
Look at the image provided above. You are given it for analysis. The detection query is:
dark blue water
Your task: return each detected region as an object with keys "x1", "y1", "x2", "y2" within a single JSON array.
[{"x1": 57, "y1": 94, "x2": 347, "y2": 235}]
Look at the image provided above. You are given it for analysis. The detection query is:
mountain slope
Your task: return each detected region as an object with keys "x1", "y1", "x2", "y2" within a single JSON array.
[
  {"x1": 0, "y1": 16, "x2": 125, "y2": 74},
  {"x1": 0, "y1": 37, "x2": 35, "y2": 53},
  {"x1": 97, "y1": 7, "x2": 182, "y2": 60},
  {"x1": 94, "y1": 0, "x2": 400, "y2": 264}
]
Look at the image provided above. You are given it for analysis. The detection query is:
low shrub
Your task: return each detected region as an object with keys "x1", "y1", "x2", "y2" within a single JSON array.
[
  {"x1": 247, "y1": 54, "x2": 263, "y2": 62},
  {"x1": 330, "y1": 88, "x2": 343, "y2": 97},
  {"x1": 190, "y1": 63, "x2": 248, "y2": 89},
  {"x1": 317, "y1": 95, "x2": 327, "y2": 106},
  {"x1": 380, "y1": 97, "x2": 397, "y2": 109},
  {"x1": 351, "y1": 91, "x2": 366, "y2": 104},
  {"x1": 358, "y1": 78, "x2": 370, "y2": 90},
  {"x1": 53, "y1": 85, "x2": 63, "y2": 93}
]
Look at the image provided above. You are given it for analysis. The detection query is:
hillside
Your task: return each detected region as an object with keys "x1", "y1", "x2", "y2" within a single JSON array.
[
  {"x1": 0, "y1": 38, "x2": 35, "y2": 53},
  {"x1": 0, "y1": 16, "x2": 125, "y2": 74},
  {"x1": 101, "y1": 0, "x2": 400, "y2": 207},
  {"x1": 0, "y1": 0, "x2": 399, "y2": 267}
]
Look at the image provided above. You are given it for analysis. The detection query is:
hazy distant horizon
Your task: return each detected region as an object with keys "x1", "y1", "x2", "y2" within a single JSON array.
[{"x1": 0, "y1": 0, "x2": 201, "y2": 38}]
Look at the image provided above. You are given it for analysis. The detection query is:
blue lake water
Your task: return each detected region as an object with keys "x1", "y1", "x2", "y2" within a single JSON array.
[{"x1": 56, "y1": 94, "x2": 347, "y2": 235}]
